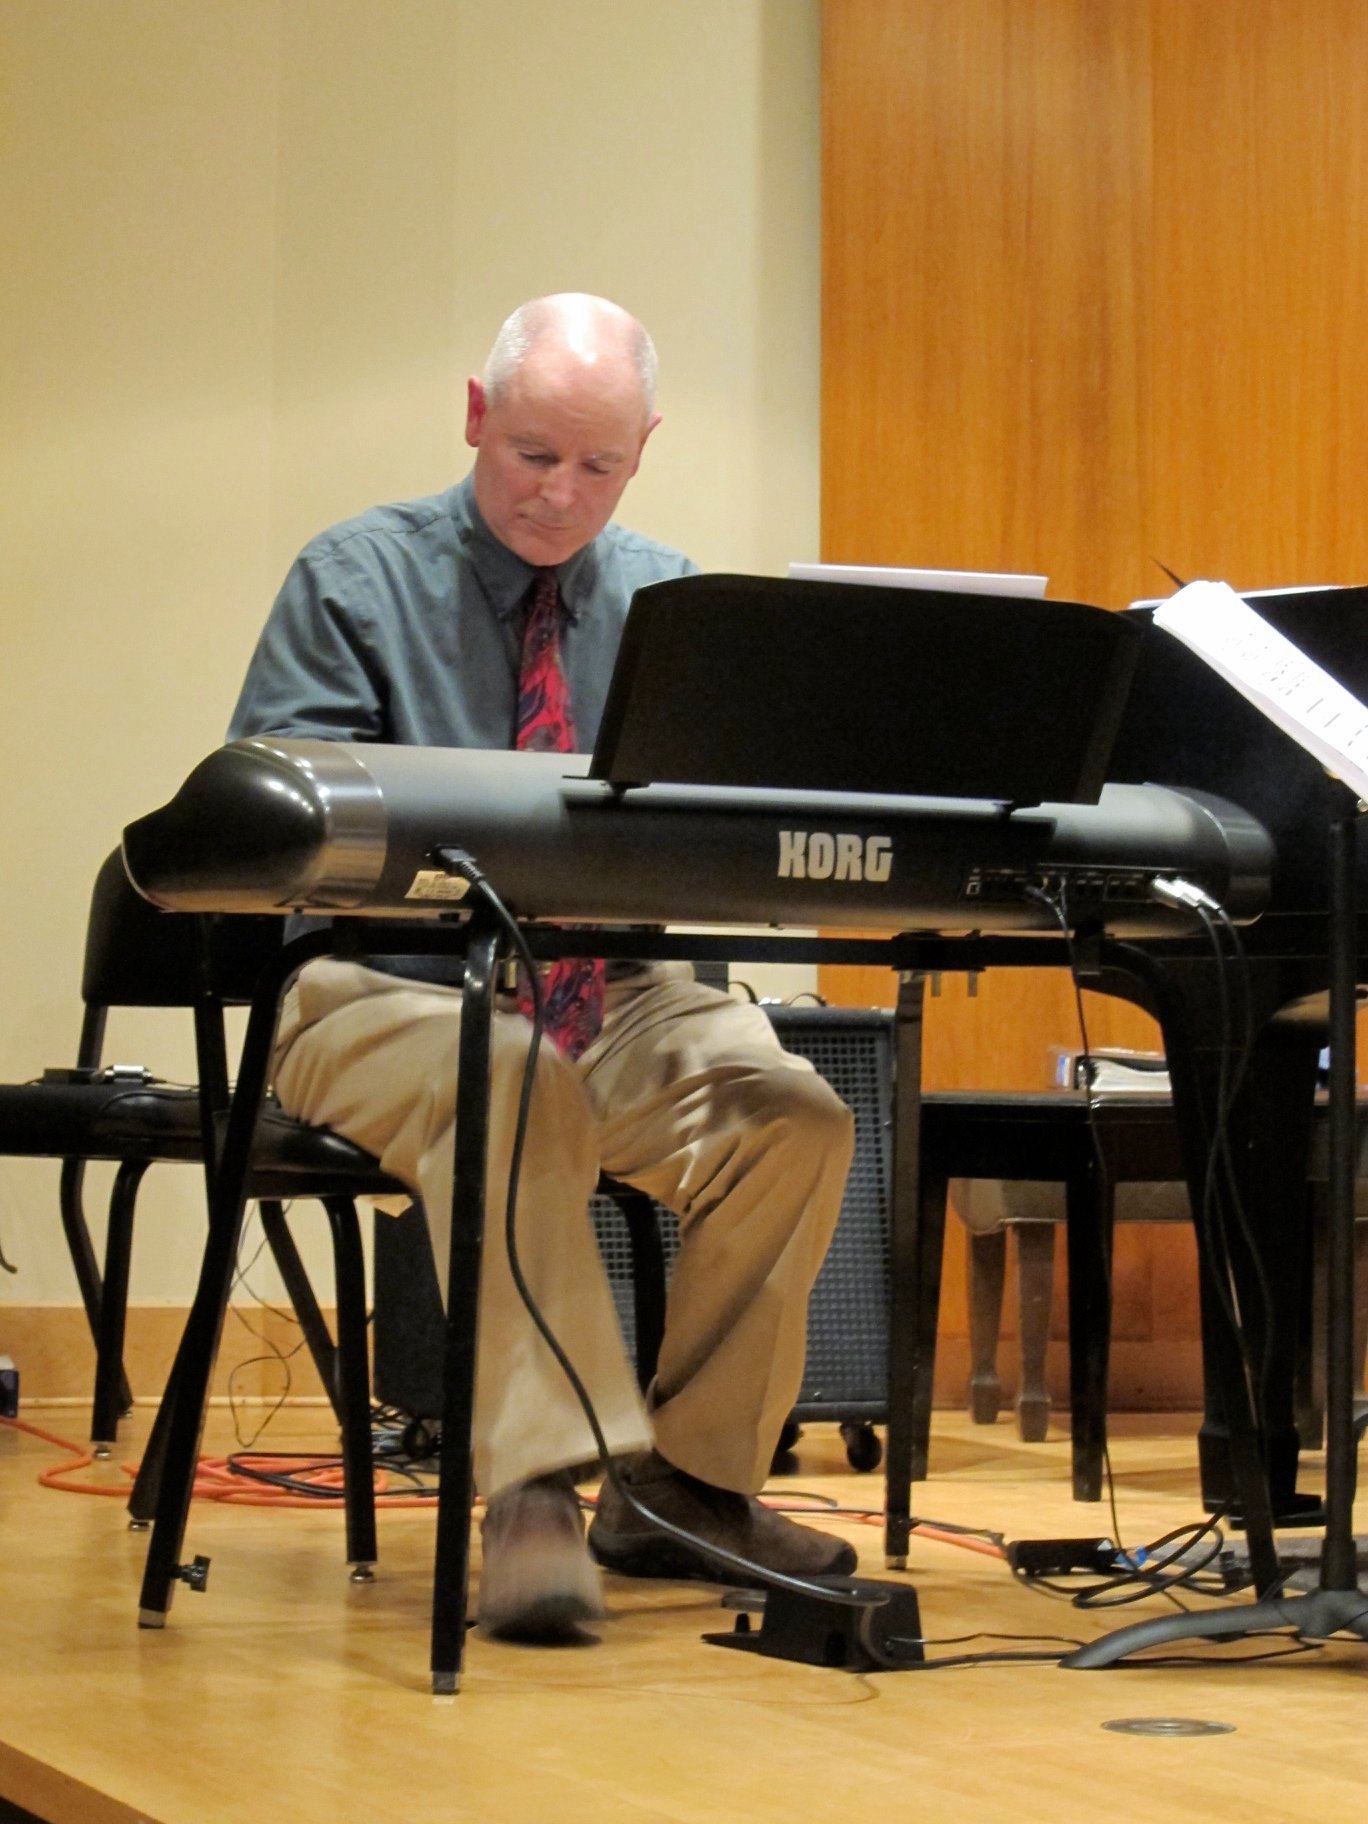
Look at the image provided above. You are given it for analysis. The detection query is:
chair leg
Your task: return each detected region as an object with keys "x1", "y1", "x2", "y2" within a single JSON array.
[
  {"x1": 965, "y1": 1226, "x2": 1007, "y2": 1424},
  {"x1": 320, "y1": 1197, "x2": 378, "y2": 1574},
  {"x1": 91, "y1": 1158, "x2": 150, "y2": 1449},
  {"x1": 1065, "y1": 1164, "x2": 1113, "y2": 1503},
  {"x1": 1012, "y1": 1221, "x2": 1056, "y2": 1443},
  {"x1": 61, "y1": 1157, "x2": 134, "y2": 1417},
  {"x1": 257, "y1": 1199, "x2": 345, "y2": 1428}
]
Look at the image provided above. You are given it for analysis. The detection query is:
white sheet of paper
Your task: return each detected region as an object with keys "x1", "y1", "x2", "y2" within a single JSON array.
[
  {"x1": 788, "y1": 561, "x2": 1047, "y2": 598},
  {"x1": 1153, "y1": 579, "x2": 1368, "y2": 800}
]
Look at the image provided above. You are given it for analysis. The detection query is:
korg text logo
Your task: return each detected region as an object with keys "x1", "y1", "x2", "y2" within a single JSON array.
[{"x1": 778, "y1": 831, "x2": 893, "y2": 883}]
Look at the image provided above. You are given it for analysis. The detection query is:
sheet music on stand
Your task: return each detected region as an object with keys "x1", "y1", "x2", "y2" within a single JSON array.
[
  {"x1": 787, "y1": 561, "x2": 1048, "y2": 598},
  {"x1": 1154, "y1": 580, "x2": 1368, "y2": 797}
]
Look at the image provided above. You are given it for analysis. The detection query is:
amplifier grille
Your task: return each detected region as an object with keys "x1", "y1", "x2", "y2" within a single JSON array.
[
  {"x1": 592, "y1": 1006, "x2": 893, "y2": 1415},
  {"x1": 376, "y1": 1006, "x2": 895, "y2": 1425}
]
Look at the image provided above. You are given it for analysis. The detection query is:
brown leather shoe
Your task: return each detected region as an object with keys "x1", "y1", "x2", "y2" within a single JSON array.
[
  {"x1": 477, "y1": 1472, "x2": 605, "y2": 1641},
  {"x1": 588, "y1": 1449, "x2": 857, "y2": 1584}
]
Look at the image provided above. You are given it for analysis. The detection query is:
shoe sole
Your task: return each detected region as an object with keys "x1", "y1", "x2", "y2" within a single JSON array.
[
  {"x1": 478, "y1": 1590, "x2": 603, "y2": 1642},
  {"x1": 588, "y1": 1525, "x2": 734, "y2": 1583},
  {"x1": 588, "y1": 1522, "x2": 857, "y2": 1585}
]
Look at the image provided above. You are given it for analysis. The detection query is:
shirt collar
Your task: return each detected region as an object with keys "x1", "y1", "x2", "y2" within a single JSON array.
[{"x1": 452, "y1": 474, "x2": 600, "y2": 624}]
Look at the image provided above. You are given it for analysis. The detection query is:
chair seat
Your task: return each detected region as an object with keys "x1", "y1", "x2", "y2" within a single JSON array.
[
  {"x1": 0, "y1": 1078, "x2": 405, "y2": 1196},
  {"x1": 921, "y1": 1089, "x2": 1185, "y2": 1182},
  {"x1": 930, "y1": 1088, "x2": 1368, "y2": 1493}
]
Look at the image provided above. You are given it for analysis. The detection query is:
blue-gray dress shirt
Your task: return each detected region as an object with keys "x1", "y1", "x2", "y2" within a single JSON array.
[
  {"x1": 228, "y1": 475, "x2": 695, "y2": 981},
  {"x1": 229, "y1": 473, "x2": 696, "y2": 751}
]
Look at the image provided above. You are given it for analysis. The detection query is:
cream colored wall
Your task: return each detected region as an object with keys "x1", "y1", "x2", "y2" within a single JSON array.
[{"x1": 0, "y1": 0, "x2": 820, "y2": 1315}]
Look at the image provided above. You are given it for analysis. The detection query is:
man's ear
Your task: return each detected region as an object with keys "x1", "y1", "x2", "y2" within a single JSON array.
[
  {"x1": 628, "y1": 410, "x2": 663, "y2": 478},
  {"x1": 464, "y1": 376, "x2": 487, "y2": 449}
]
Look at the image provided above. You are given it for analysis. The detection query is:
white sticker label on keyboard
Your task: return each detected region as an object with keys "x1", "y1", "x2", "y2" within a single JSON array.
[{"x1": 404, "y1": 870, "x2": 471, "y2": 902}]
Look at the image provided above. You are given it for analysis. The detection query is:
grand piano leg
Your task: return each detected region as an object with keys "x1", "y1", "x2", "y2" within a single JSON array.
[
  {"x1": 1190, "y1": 1027, "x2": 1321, "y2": 1522},
  {"x1": 1099, "y1": 943, "x2": 1314, "y2": 1596},
  {"x1": 1112, "y1": 948, "x2": 1321, "y2": 1521}
]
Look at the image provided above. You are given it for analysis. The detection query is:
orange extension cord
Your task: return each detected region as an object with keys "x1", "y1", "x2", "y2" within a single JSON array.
[
  {"x1": 0, "y1": 1412, "x2": 438, "y2": 1508},
  {"x1": 1, "y1": 1412, "x2": 1007, "y2": 1556}
]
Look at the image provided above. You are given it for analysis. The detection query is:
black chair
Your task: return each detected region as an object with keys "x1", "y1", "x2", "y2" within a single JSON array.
[
  {"x1": 911, "y1": 1090, "x2": 1190, "y2": 1501},
  {"x1": 0, "y1": 851, "x2": 408, "y2": 1572},
  {"x1": 370, "y1": 1180, "x2": 670, "y2": 1435},
  {"x1": 914, "y1": 1088, "x2": 1368, "y2": 1503}
]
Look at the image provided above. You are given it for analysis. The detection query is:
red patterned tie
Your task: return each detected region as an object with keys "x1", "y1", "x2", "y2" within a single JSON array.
[{"x1": 514, "y1": 571, "x2": 605, "y2": 1059}]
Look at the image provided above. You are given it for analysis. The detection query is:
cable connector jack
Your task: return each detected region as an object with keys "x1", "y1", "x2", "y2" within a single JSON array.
[
  {"x1": 432, "y1": 845, "x2": 486, "y2": 889},
  {"x1": 1149, "y1": 875, "x2": 1222, "y2": 914}
]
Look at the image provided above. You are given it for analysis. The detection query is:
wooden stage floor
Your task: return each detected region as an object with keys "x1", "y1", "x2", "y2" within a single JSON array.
[{"x1": 2, "y1": 1404, "x2": 1367, "y2": 1824}]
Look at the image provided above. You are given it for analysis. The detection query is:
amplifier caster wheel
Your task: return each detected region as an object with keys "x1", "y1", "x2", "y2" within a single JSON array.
[
  {"x1": 769, "y1": 1417, "x2": 803, "y2": 1476},
  {"x1": 840, "y1": 1422, "x2": 883, "y2": 1472}
]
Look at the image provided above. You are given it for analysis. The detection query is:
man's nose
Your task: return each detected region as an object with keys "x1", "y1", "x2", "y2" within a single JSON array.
[{"x1": 538, "y1": 465, "x2": 577, "y2": 511}]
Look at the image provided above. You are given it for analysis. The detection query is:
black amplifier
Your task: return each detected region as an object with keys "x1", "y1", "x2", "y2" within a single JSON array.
[{"x1": 373, "y1": 1005, "x2": 895, "y2": 1469}]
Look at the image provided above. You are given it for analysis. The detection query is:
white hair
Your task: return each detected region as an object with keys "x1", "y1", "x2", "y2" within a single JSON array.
[{"x1": 482, "y1": 293, "x2": 658, "y2": 412}]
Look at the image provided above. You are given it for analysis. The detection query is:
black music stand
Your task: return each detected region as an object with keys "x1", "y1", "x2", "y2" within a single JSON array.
[
  {"x1": 592, "y1": 574, "x2": 1139, "y2": 803},
  {"x1": 1065, "y1": 797, "x2": 1368, "y2": 1666},
  {"x1": 1099, "y1": 588, "x2": 1368, "y2": 1563}
]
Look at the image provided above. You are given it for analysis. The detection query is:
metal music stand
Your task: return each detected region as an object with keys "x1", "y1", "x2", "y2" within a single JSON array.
[
  {"x1": 1065, "y1": 586, "x2": 1368, "y2": 1667},
  {"x1": 1065, "y1": 796, "x2": 1368, "y2": 1666},
  {"x1": 592, "y1": 573, "x2": 1139, "y2": 804},
  {"x1": 1098, "y1": 588, "x2": 1368, "y2": 1571}
]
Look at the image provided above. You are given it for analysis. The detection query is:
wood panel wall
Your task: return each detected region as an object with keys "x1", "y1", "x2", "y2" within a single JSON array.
[{"x1": 820, "y1": 0, "x2": 1368, "y2": 1407}]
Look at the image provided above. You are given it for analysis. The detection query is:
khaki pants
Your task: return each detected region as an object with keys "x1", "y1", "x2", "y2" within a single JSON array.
[{"x1": 273, "y1": 959, "x2": 854, "y2": 1499}]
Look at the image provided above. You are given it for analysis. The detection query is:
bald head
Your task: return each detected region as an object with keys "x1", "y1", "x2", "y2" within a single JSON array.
[
  {"x1": 483, "y1": 293, "x2": 658, "y2": 415},
  {"x1": 465, "y1": 293, "x2": 662, "y2": 567}
]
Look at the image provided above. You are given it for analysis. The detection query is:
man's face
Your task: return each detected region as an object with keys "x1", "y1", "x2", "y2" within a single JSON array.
[{"x1": 465, "y1": 347, "x2": 659, "y2": 567}]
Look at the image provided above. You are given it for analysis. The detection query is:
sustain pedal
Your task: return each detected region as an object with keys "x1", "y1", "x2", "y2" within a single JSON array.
[{"x1": 703, "y1": 1575, "x2": 925, "y2": 1671}]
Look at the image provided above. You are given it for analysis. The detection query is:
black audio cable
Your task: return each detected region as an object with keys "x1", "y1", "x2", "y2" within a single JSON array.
[
  {"x1": 1148, "y1": 878, "x2": 1274, "y2": 1415},
  {"x1": 433, "y1": 845, "x2": 873, "y2": 1610},
  {"x1": 1022, "y1": 879, "x2": 1225, "y2": 1600}
]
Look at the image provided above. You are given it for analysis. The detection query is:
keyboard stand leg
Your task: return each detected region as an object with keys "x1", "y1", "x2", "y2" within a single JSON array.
[
  {"x1": 135, "y1": 944, "x2": 309, "y2": 1624},
  {"x1": 430, "y1": 913, "x2": 500, "y2": 1695},
  {"x1": 883, "y1": 969, "x2": 926, "y2": 1569}
]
